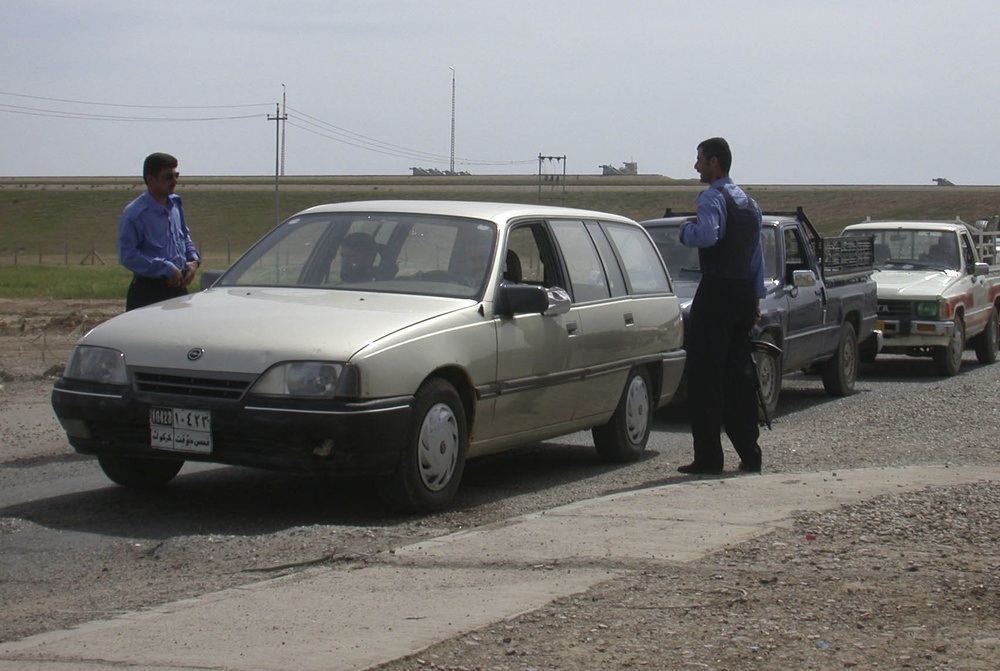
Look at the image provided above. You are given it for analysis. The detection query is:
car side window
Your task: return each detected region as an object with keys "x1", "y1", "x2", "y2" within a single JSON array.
[
  {"x1": 783, "y1": 226, "x2": 809, "y2": 283},
  {"x1": 603, "y1": 223, "x2": 671, "y2": 295},
  {"x1": 507, "y1": 225, "x2": 546, "y2": 284},
  {"x1": 549, "y1": 220, "x2": 611, "y2": 303},
  {"x1": 585, "y1": 222, "x2": 628, "y2": 298}
]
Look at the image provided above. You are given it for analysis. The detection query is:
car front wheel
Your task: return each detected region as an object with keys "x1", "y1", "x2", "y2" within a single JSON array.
[
  {"x1": 821, "y1": 322, "x2": 858, "y2": 397},
  {"x1": 933, "y1": 319, "x2": 965, "y2": 376},
  {"x1": 592, "y1": 367, "x2": 652, "y2": 462},
  {"x1": 753, "y1": 334, "x2": 782, "y2": 421},
  {"x1": 377, "y1": 378, "x2": 468, "y2": 513},
  {"x1": 974, "y1": 306, "x2": 998, "y2": 364},
  {"x1": 97, "y1": 455, "x2": 183, "y2": 488}
]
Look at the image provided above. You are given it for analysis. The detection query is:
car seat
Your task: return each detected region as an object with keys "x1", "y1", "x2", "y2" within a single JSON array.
[{"x1": 503, "y1": 250, "x2": 522, "y2": 283}]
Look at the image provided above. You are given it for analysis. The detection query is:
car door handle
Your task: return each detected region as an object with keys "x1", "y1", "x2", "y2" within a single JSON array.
[
  {"x1": 566, "y1": 321, "x2": 579, "y2": 335},
  {"x1": 623, "y1": 313, "x2": 634, "y2": 327}
]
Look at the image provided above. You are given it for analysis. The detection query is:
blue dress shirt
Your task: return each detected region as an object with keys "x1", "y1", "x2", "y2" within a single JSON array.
[{"x1": 118, "y1": 191, "x2": 199, "y2": 278}]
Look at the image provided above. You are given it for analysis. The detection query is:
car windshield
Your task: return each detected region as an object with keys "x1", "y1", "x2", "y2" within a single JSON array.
[
  {"x1": 844, "y1": 229, "x2": 960, "y2": 271},
  {"x1": 218, "y1": 212, "x2": 498, "y2": 298},
  {"x1": 648, "y1": 224, "x2": 778, "y2": 281}
]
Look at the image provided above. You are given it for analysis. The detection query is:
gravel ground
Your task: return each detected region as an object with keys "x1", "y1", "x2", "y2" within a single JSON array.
[{"x1": 1, "y1": 299, "x2": 999, "y2": 670}]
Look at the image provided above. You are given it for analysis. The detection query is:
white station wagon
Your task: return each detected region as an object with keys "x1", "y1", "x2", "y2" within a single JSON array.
[{"x1": 52, "y1": 201, "x2": 686, "y2": 512}]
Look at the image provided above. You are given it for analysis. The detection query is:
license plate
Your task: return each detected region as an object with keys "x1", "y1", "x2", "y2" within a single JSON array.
[{"x1": 150, "y1": 407, "x2": 212, "y2": 454}]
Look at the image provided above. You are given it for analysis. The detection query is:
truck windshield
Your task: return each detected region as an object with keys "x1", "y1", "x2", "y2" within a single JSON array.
[{"x1": 845, "y1": 229, "x2": 959, "y2": 271}]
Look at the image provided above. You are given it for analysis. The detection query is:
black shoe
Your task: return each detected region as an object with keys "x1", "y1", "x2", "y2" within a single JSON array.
[
  {"x1": 738, "y1": 461, "x2": 761, "y2": 473},
  {"x1": 677, "y1": 462, "x2": 723, "y2": 475}
]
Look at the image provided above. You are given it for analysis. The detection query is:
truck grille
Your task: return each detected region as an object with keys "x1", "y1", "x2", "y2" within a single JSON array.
[
  {"x1": 877, "y1": 300, "x2": 913, "y2": 320},
  {"x1": 133, "y1": 370, "x2": 254, "y2": 400}
]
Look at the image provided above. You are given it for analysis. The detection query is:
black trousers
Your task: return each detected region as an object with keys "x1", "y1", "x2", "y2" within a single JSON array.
[
  {"x1": 126, "y1": 275, "x2": 187, "y2": 312},
  {"x1": 685, "y1": 275, "x2": 761, "y2": 469}
]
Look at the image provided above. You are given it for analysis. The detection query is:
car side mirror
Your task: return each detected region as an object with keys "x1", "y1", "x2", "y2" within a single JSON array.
[
  {"x1": 542, "y1": 287, "x2": 572, "y2": 315},
  {"x1": 497, "y1": 283, "x2": 550, "y2": 316},
  {"x1": 792, "y1": 270, "x2": 817, "y2": 288},
  {"x1": 972, "y1": 262, "x2": 990, "y2": 277},
  {"x1": 199, "y1": 269, "x2": 224, "y2": 291}
]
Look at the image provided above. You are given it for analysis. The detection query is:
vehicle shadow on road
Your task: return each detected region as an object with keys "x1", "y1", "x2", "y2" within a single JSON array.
[{"x1": 0, "y1": 432, "x2": 688, "y2": 541}]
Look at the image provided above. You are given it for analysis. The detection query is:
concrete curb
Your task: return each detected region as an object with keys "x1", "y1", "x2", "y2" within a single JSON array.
[{"x1": 1, "y1": 465, "x2": 996, "y2": 671}]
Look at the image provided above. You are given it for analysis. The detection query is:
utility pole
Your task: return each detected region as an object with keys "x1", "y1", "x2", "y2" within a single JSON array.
[
  {"x1": 280, "y1": 84, "x2": 287, "y2": 177},
  {"x1": 268, "y1": 103, "x2": 288, "y2": 224},
  {"x1": 449, "y1": 67, "x2": 456, "y2": 174}
]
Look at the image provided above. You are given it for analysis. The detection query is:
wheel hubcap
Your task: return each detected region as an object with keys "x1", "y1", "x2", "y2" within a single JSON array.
[
  {"x1": 417, "y1": 402, "x2": 459, "y2": 491},
  {"x1": 624, "y1": 376, "x2": 649, "y2": 445}
]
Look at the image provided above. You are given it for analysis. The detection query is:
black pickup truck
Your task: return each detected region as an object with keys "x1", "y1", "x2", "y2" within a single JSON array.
[{"x1": 642, "y1": 207, "x2": 881, "y2": 417}]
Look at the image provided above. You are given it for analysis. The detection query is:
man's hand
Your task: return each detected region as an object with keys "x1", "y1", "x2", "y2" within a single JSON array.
[{"x1": 180, "y1": 260, "x2": 199, "y2": 288}]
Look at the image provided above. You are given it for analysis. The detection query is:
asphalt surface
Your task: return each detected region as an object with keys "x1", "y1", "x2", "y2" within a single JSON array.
[{"x1": 1, "y1": 463, "x2": 996, "y2": 671}]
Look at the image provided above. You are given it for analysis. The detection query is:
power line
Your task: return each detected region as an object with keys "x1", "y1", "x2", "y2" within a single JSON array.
[
  {"x1": 287, "y1": 106, "x2": 533, "y2": 167},
  {"x1": 0, "y1": 90, "x2": 270, "y2": 110},
  {"x1": 0, "y1": 102, "x2": 261, "y2": 122},
  {"x1": 0, "y1": 89, "x2": 535, "y2": 167}
]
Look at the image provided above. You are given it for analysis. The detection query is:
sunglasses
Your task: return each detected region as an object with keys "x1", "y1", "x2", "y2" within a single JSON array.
[{"x1": 161, "y1": 171, "x2": 180, "y2": 181}]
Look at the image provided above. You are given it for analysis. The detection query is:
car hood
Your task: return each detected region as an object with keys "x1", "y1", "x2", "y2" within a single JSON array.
[
  {"x1": 77, "y1": 287, "x2": 474, "y2": 373},
  {"x1": 872, "y1": 269, "x2": 961, "y2": 299}
]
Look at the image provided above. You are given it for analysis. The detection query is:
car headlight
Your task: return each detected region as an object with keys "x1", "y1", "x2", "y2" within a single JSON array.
[
  {"x1": 64, "y1": 345, "x2": 129, "y2": 385},
  {"x1": 916, "y1": 301, "x2": 940, "y2": 319},
  {"x1": 250, "y1": 362, "x2": 359, "y2": 398}
]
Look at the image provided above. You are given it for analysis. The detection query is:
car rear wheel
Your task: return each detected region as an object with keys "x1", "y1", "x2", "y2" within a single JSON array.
[
  {"x1": 821, "y1": 323, "x2": 858, "y2": 397},
  {"x1": 377, "y1": 378, "x2": 467, "y2": 513},
  {"x1": 933, "y1": 319, "x2": 965, "y2": 376},
  {"x1": 97, "y1": 455, "x2": 183, "y2": 488},
  {"x1": 753, "y1": 334, "x2": 781, "y2": 421},
  {"x1": 592, "y1": 367, "x2": 652, "y2": 462},
  {"x1": 974, "y1": 306, "x2": 999, "y2": 364}
]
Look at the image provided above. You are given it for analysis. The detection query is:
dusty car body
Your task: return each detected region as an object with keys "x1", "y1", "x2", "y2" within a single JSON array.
[{"x1": 52, "y1": 200, "x2": 686, "y2": 512}]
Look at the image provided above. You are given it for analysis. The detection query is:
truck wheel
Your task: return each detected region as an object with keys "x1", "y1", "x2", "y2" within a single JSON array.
[
  {"x1": 593, "y1": 367, "x2": 652, "y2": 462},
  {"x1": 932, "y1": 319, "x2": 965, "y2": 376},
  {"x1": 377, "y1": 378, "x2": 467, "y2": 513},
  {"x1": 97, "y1": 455, "x2": 183, "y2": 488},
  {"x1": 821, "y1": 323, "x2": 858, "y2": 397},
  {"x1": 753, "y1": 334, "x2": 781, "y2": 421},
  {"x1": 974, "y1": 306, "x2": 999, "y2": 364}
]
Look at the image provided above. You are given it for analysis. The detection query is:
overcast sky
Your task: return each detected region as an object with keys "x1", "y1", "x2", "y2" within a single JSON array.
[{"x1": 2, "y1": 1, "x2": 998, "y2": 184}]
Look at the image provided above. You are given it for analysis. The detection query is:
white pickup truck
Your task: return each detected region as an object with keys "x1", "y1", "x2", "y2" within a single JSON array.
[{"x1": 840, "y1": 219, "x2": 1000, "y2": 375}]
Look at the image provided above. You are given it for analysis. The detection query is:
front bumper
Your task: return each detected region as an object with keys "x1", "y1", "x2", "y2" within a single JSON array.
[
  {"x1": 876, "y1": 318, "x2": 954, "y2": 348},
  {"x1": 51, "y1": 379, "x2": 413, "y2": 476}
]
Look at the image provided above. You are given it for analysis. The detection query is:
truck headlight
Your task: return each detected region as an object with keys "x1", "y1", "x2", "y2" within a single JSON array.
[
  {"x1": 251, "y1": 362, "x2": 359, "y2": 398},
  {"x1": 64, "y1": 346, "x2": 129, "y2": 385},
  {"x1": 916, "y1": 302, "x2": 940, "y2": 319}
]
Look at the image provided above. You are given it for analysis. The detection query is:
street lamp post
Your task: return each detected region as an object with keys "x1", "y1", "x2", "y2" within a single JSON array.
[{"x1": 449, "y1": 66, "x2": 455, "y2": 174}]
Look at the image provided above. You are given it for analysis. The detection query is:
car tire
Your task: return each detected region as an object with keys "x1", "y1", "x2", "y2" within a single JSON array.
[
  {"x1": 753, "y1": 333, "x2": 781, "y2": 421},
  {"x1": 974, "y1": 305, "x2": 999, "y2": 365},
  {"x1": 377, "y1": 378, "x2": 467, "y2": 514},
  {"x1": 821, "y1": 323, "x2": 858, "y2": 397},
  {"x1": 97, "y1": 455, "x2": 183, "y2": 488},
  {"x1": 592, "y1": 367, "x2": 652, "y2": 462},
  {"x1": 933, "y1": 318, "x2": 965, "y2": 376}
]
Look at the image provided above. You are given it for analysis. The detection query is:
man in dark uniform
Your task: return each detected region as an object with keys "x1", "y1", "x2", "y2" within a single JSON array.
[
  {"x1": 117, "y1": 153, "x2": 200, "y2": 311},
  {"x1": 677, "y1": 137, "x2": 765, "y2": 474}
]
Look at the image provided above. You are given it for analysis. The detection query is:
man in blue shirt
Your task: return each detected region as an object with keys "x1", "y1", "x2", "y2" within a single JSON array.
[
  {"x1": 677, "y1": 137, "x2": 766, "y2": 475},
  {"x1": 118, "y1": 152, "x2": 201, "y2": 311}
]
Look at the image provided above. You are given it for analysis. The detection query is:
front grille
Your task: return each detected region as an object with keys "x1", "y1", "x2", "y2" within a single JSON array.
[
  {"x1": 133, "y1": 370, "x2": 254, "y2": 400},
  {"x1": 877, "y1": 300, "x2": 913, "y2": 320}
]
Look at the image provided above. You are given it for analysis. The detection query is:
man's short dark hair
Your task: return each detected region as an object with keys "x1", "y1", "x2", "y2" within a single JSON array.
[
  {"x1": 697, "y1": 137, "x2": 732, "y2": 173},
  {"x1": 142, "y1": 153, "x2": 178, "y2": 185}
]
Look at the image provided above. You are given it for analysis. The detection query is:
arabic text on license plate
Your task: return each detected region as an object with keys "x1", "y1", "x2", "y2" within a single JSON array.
[{"x1": 150, "y1": 407, "x2": 212, "y2": 454}]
